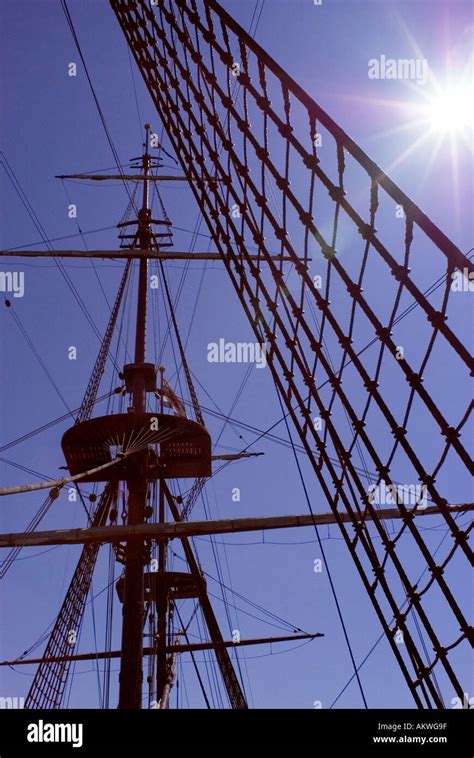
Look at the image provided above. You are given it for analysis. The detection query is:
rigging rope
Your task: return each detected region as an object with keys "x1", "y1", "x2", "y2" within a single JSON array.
[
  {"x1": 24, "y1": 483, "x2": 118, "y2": 709},
  {"x1": 0, "y1": 153, "x2": 108, "y2": 347},
  {"x1": 75, "y1": 260, "x2": 131, "y2": 424},
  {"x1": 159, "y1": 262, "x2": 205, "y2": 426},
  {"x1": 60, "y1": 0, "x2": 139, "y2": 217},
  {"x1": 0, "y1": 493, "x2": 56, "y2": 579},
  {"x1": 275, "y1": 388, "x2": 368, "y2": 707}
]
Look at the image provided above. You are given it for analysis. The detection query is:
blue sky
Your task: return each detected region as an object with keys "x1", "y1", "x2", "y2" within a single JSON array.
[{"x1": 0, "y1": 0, "x2": 472, "y2": 709}]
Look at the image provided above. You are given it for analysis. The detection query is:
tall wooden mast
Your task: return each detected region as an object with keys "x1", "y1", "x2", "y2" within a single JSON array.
[{"x1": 118, "y1": 124, "x2": 152, "y2": 709}]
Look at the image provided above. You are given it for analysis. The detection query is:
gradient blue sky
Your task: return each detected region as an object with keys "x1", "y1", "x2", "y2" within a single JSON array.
[{"x1": 0, "y1": 0, "x2": 472, "y2": 710}]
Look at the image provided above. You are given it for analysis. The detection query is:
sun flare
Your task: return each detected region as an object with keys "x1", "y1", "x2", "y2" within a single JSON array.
[{"x1": 423, "y1": 85, "x2": 474, "y2": 134}]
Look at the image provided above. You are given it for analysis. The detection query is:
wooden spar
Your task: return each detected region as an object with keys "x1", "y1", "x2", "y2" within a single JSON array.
[
  {"x1": 0, "y1": 633, "x2": 323, "y2": 667},
  {"x1": 0, "y1": 503, "x2": 470, "y2": 549},
  {"x1": 0, "y1": 456, "x2": 128, "y2": 496},
  {"x1": 56, "y1": 173, "x2": 190, "y2": 181},
  {"x1": 0, "y1": 250, "x2": 308, "y2": 262}
]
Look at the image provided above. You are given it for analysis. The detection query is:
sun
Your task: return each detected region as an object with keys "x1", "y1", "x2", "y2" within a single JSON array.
[
  {"x1": 334, "y1": 10, "x2": 473, "y2": 235},
  {"x1": 423, "y1": 85, "x2": 474, "y2": 134}
]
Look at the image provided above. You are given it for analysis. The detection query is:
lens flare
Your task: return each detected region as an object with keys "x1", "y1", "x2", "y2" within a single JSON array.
[{"x1": 423, "y1": 84, "x2": 474, "y2": 134}]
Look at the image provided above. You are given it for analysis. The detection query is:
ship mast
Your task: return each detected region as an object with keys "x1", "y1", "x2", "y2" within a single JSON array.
[
  {"x1": 118, "y1": 124, "x2": 153, "y2": 709},
  {"x1": 1, "y1": 125, "x2": 325, "y2": 711}
]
